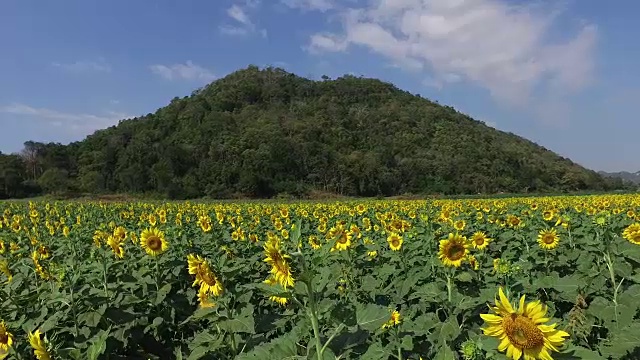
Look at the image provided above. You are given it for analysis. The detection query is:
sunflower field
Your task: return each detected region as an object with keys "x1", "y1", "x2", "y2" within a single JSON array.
[{"x1": 1, "y1": 195, "x2": 640, "y2": 360}]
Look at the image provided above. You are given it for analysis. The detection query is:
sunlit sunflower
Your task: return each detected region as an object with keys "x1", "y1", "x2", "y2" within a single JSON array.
[
  {"x1": 330, "y1": 227, "x2": 352, "y2": 252},
  {"x1": 140, "y1": 228, "x2": 168, "y2": 256},
  {"x1": 0, "y1": 321, "x2": 13, "y2": 354},
  {"x1": 113, "y1": 226, "x2": 127, "y2": 242},
  {"x1": 453, "y1": 220, "x2": 466, "y2": 231},
  {"x1": 382, "y1": 310, "x2": 401, "y2": 329},
  {"x1": 542, "y1": 210, "x2": 555, "y2": 222},
  {"x1": 387, "y1": 232, "x2": 403, "y2": 251},
  {"x1": 622, "y1": 223, "x2": 640, "y2": 245},
  {"x1": 468, "y1": 255, "x2": 479, "y2": 270},
  {"x1": 195, "y1": 262, "x2": 223, "y2": 297},
  {"x1": 0, "y1": 261, "x2": 12, "y2": 283},
  {"x1": 470, "y1": 231, "x2": 491, "y2": 250},
  {"x1": 439, "y1": 233, "x2": 469, "y2": 268},
  {"x1": 481, "y1": 287, "x2": 570, "y2": 360},
  {"x1": 107, "y1": 236, "x2": 125, "y2": 259},
  {"x1": 197, "y1": 286, "x2": 216, "y2": 308},
  {"x1": 537, "y1": 229, "x2": 560, "y2": 250},
  {"x1": 308, "y1": 235, "x2": 321, "y2": 250},
  {"x1": 28, "y1": 330, "x2": 52, "y2": 360},
  {"x1": 263, "y1": 240, "x2": 295, "y2": 289},
  {"x1": 263, "y1": 277, "x2": 290, "y2": 306}
]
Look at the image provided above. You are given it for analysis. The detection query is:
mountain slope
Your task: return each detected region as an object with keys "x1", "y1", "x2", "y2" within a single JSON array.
[
  {"x1": 599, "y1": 171, "x2": 640, "y2": 184},
  {"x1": 0, "y1": 66, "x2": 618, "y2": 199}
]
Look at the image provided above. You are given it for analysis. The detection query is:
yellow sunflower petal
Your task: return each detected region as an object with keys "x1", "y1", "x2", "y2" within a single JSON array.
[
  {"x1": 498, "y1": 287, "x2": 515, "y2": 313},
  {"x1": 480, "y1": 313, "x2": 503, "y2": 324}
]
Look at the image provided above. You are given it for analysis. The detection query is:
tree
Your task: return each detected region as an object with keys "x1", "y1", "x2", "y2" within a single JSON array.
[{"x1": 38, "y1": 168, "x2": 70, "y2": 195}]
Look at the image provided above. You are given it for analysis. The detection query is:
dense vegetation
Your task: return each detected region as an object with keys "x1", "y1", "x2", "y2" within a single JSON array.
[{"x1": 0, "y1": 66, "x2": 628, "y2": 199}]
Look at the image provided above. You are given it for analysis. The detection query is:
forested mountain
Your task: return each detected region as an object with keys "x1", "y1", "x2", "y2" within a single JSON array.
[
  {"x1": 0, "y1": 66, "x2": 625, "y2": 199},
  {"x1": 599, "y1": 171, "x2": 640, "y2": 185}
]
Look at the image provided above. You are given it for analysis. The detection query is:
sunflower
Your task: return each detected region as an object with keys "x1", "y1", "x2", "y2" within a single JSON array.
[
  {"x1": 264, "y1": 276, "x2": 289, "y2": 306},
  {"x1": 382, "y1": 310, "x2": 401, "y2": 329},
  {"x1": 0, "y1": 261, "x2": 11, "y2": 283},
  {"x1": 113, "y1": 226, "x2": 127, "y2": 241},
  {"x1": 140, "y1": 228, "x2": 168, "y2": 256},
  {"x1": 330, "y1": 227, "x2": 352, "y2": 252},
  {"x1": 542, "y1": 210, "x2": 555, "y2": 222},
  {"x1": 0, "y1": 322, "x2": 13, "y2": 353},
  {"x1": 263, "y1": 240, "x2": 295, "y2": 289},
  {"x1": 308, "y1": 235, "x2": 321, "y2": 250},
  {"x1": 468, "y1": 255, "x2": 479, "y2": 270},
  {"x1": 471, "y1": 231, "x2": 491, "y2": 250},
  {"x1": 197, "y1": 286, "x2": 216, "y2": 308},
  {"x1": 196, "y1": 263, "x2": 224, "y2": 297},
  {"x1": 107, "y1": 236, "x2": 125, "y2": 259},
  {"x1": 28, "y1": 330, "x2": 51, "y2": 360},
  {"x1": 453, "y1": 220, "x2": 466, "y2": 231},
  {"x1": 622, "y1": 223, "x2": 640, "y2": 245},
  {"x1": 439, "y1": 233, "x2": 469, "y2": 268},
  {"x1": 481, "y1": 288, "x2": 570, "y2": 360},
  {"x1": 387, "y1": 232, "x2": 403, "y2": 251},
  {"x1": 537, "y1": 229, "x2": 559, "y2": 250},
  {"x1": 197, "y1": 216, "x2": 212, "y2": 233}
]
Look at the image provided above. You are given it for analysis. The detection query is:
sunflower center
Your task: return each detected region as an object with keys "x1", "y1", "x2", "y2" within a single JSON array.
[
  {"x1": 201, "y1": 269, "x2": 217, "y2": 286},
  {"x1": 391, "y1": 239, "x2": 400, "y2": 248},
  {"x1": 631, "y1": 233, "x2": 640, "y2": 243},
  {"x1": 0, "y1": 332, "x2": 8, "y2": 344},
  {"x1": 542, "y1": 234, "x2": 556, "y2": 244},
  {"x1": 474, "y1": 237, "x2": 485, "y2": 246},
  {"x1": 337, "y1": 233, "x2": 348, "y2": 244},
  {"x1": 503, "y1": 313, "x2": 544, "y2": 349},
  {"x1": 146, "y1": 236, "x2": 162, "y2": 251},
  {"x1": 446, "y1": 243, "x2": 466, "y2": 261}
]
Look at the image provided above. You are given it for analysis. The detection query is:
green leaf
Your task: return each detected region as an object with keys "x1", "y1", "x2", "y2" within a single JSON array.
[
  {"x1": 219, "y1": 307, "x2": 255, "y2": 334},
  {"x1": 455, "y1": 271, "x2": 473, "y2": 283},
  {"x1": 356, "y1": 303, "x2": 390, "y2": 332},
  {"x1": 433, "y1": 345, "x2": 456, "y2": 360},
  {"x1": 556, "y1": 345, "x2": 606, "y2": 360},
  {"x1": 86, "y1": 329, "x2": 110, "y2": 360},
  {"x1": 155, "y1": 283, "x2": 172, "y2": 304},
  {"x1": 600, "y1": 323, "x2": 640, "y2": 358},
  {"x1": 236, "y1": 331, "x2": 302, "y2": 360},
  {"x1": 360, "y1": 342, "x2": 388, "y2": 360}
]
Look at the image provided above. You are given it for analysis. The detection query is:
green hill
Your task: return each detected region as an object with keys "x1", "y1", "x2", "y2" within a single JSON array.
[{"x1": 0, "y1": 65, "x2": 622, "y2": 199}]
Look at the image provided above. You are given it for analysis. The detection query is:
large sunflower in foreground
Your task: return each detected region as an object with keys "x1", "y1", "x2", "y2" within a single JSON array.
[
  {"x1": 481, "y1": 288, "x2": 569, "y2": 360},
  {"x1": 622, "y1": 223, "x2": 640, "y2": 245},
  {"x1": 0, "y1": 321, "x2": 13, "y2": 357},
  {"x1": 140, "y1": 228, "x2": 168, "y2": 256},
  {"x1": 28, "y1": 330, "x2": 52, "y2": 360},
  {"x1": 438, "y1": 233, "x2": 469, "y2": 267}
]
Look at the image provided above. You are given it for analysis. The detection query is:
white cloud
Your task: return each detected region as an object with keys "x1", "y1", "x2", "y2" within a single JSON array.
[
  {"x1": 0, "y1": 103, "x2": 135, "y2": 134},
  {"x1": 281, "y1": 0, "x2": 336, "y2": 12},
  {"x1": 149, "y1": 61, "x2": 216, "y2": 82},
  {"x1": 306, "y1": 0, "x2": 597, "y2": 106},
  {"x1": 51, "y1": 59, "x2": 112, "y2": 73},
  {"x1": 228, "y1": 5, "x2": 252, "y2": 26},
  {"x1": 220, "y1": 2, "x2": 267, "y2": 37}
]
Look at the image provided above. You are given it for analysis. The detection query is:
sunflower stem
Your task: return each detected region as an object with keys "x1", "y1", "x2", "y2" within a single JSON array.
[
  {"x1": 321, "y1": 323, "x2": 345, "y2": 355},
  {"x1": 102, "y1": 252, "x2": 109, "y2": 301},
  {"x1": 299, "y1": 253, "x2": 323, "y2": 360},
  {"x1": 446, "y1": 274, "x2": 453, "y2": 304},
  {"x1": 395, "y1": 327, "x2": 403, "y2": 360},
  {"x1": 603, "y1": 250, "x2": 620, "y2": 327}
]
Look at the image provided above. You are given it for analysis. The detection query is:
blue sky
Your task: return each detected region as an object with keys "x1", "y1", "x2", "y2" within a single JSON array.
[{"x1": 1, "y1": 0, "x2": 638, "y2": 172}]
